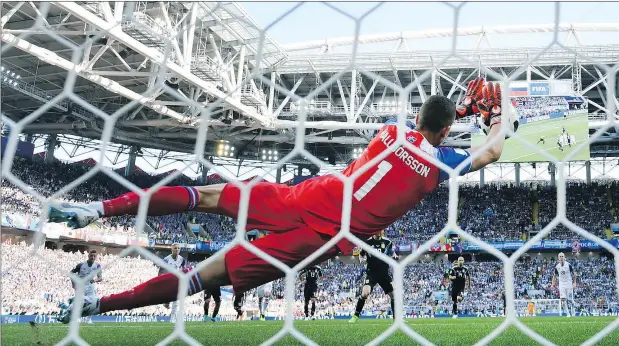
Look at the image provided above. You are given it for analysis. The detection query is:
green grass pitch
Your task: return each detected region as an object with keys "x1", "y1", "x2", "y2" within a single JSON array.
[
  {"x1": 4, "y1": 317, "x2": 619, "y2": 346},
  {"x1": 471, "y1": 113, "x2": 590, "y2": 163}
]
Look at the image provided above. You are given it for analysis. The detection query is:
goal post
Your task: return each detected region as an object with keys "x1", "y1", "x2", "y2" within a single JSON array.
[{"x1": 514, "y1": 299, "x2": 562, "y2": 317}]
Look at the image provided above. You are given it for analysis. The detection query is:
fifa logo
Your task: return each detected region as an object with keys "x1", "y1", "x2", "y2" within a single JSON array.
[{"x1": 530, "y1": 84, "x2": 549, "y2": 95}]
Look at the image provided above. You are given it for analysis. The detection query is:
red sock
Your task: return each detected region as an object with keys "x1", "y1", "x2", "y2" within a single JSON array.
[
  {"x1": 102, "y1": 186, "x2": 199, "y2": 216},
  {"x1": 99, "y1": 268, "x2": 203, "y2": 314}
]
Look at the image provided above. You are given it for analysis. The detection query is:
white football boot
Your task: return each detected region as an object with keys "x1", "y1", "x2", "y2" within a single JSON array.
[{"x1": 48, "y1": 201, "x2": 102, "y2": 229}]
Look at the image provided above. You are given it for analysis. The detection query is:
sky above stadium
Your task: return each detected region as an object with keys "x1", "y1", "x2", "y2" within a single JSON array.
[{"x1": 243, "y1": 2, "x2": 619, "y2": 50}]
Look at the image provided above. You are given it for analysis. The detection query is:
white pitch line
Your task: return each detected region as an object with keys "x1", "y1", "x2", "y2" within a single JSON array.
[
  {"x1": 509, "y1": 117, "x2": 585, "y2": 145},
  {"x1": 509, "y1": 140, "x2": 586, "y2": 162},
  {"x1": 518, "y1": 123, "x2": 568, "y2": 137},
  {"x1": 471, "y1": 114, "x2": 586, "y2": 153},
  {"x1": 518, "y1": 117, "x2": 582, "y2": 136}
]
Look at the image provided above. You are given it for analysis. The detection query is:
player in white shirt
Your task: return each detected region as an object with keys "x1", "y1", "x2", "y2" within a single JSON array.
[
  {"x1": 68, "y1": 250, "x2": 102, "y2": 323},
  {"x1": 70, "y1": 250, "x2": 102, "y2": 298},
  {"x1": 160, "y1": 243, "x2": 187, "y2": 322},
  {"x1": 551, "y1": 252, "x2": 577, "y2": 317},
  {"x1": 247, "y1": 230, "x2": 272, "y2": 321},
  {"x1": 256, "y1": 281, "x2": 273, "y2": 321}
]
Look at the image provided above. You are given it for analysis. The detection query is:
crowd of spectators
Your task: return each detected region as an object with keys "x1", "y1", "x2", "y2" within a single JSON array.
[
  {"x1": 384, "y1": 187, "x2": 449, "y2": 243},
  {"x1": 510, "y1": 255, "x2": 618, "y2": 314},
  {"x1": 0, "y1": 242, "x2": 239, "y2": 319},
  {"x1": 512, "y1": 96, "x2": 570, "y2": 121},
  {"x1": 2, "y1": 158, "x2": 616, "y2": 246},
  {"x1": 537, "y1": 182, "x2": 613, "y2": 239},
  {"x1": 2, "y1": 157, "x2": 219, "y2": 244},
  {"x1": 611, "y1": 182, "x2": 619, "y2": 224},
  {"x1": 459, "y1": 184, "x2": 533, "y2": 241},
  {"x1": 2, "y1": 241, "x2": 616, "y2": 318}
]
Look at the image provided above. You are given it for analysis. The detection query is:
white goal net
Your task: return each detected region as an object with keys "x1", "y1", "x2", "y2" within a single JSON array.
[
  {"x1": 1, "y1": 2, "x2": 619, "y2": 346},
  {"x1": 514, "y1": 299, "x2": 562, "y2": 317}
]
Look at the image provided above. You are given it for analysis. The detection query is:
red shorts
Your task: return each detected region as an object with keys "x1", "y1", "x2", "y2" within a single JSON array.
[
  {"x1": 224, "y1": 226, "x2": 339, "y2": 294},
  {"x1": 218, "y1": 182, "x2": 350, "y2": 294},
  {"x1": 218, "y1": 182, "x2": 355, "y2": 252}
]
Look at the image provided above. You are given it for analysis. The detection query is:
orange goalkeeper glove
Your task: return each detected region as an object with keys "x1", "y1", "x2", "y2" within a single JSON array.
[
  {"x1": 455, "y1": 77, "x2": 484, "y2": 119},
  {"x1": 476, "y1": 81, "x2": 503, "y2": 129}
]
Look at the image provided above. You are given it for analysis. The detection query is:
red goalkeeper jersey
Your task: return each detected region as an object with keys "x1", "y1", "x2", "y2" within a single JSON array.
[{"x1": 295, "y1": 120, "x2": 472, "y2": 242}]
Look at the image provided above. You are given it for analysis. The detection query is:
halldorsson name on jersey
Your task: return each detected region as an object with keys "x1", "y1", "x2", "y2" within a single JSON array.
[{"x1": 379, "y1": 130, "x2": 431, "y2": 178}]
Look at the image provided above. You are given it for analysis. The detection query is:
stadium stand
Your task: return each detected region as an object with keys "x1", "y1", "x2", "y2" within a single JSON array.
[
  {"x1": 2, "y1": 158, "x2": 615, "y2": 245},
  {"x1": 538, "y1": 182, "x2": 613, "y2": 239},
  {"x1": 1, "y1": 242, "x2": 239, "y2": 320},
  {"x1": 2, "y1": 1, "x2": 619, "y2": 345},
  {"x1": 512, "y1": 97, "x2": 570, "y2": 121},
  {"x1": 2, "y1": 242, "x2": 617, "y2": 318},
  {"x1": 459, "y1": 184, "x2": 533, "y2": 241},
  {"x1": 2, "y1": 158, "x2": 617, "y2": 319}
]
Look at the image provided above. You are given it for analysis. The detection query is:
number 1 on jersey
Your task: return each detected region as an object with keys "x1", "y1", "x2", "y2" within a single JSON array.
[{"x1": 353, "y1": 161, "x2": 393, "y2": 201}]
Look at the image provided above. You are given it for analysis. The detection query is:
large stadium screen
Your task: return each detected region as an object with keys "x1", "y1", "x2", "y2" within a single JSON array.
[{"x1": 471, "y1": 96, "x2": 590, "y2": 162}]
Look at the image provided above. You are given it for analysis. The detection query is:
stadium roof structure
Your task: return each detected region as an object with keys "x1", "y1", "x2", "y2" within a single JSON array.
[
  {"x1": 279, "y1": 23, "x2": 619, "y2": 53},
  {"x1": 1, "y1": 2, "x2": 618, "y2": 180}
]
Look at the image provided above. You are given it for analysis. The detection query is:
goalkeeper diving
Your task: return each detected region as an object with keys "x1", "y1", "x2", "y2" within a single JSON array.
[{"x1": 49, "y1": 78, "x2": 519, "y2": 324}]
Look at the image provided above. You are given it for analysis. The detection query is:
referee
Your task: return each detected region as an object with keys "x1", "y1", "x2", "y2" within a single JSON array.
[{"x1": 448, "y1": 256, "x2": 471, "y2": 318}]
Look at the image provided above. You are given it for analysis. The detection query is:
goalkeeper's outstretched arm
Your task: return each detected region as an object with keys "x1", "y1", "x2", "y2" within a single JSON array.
[
  {"x1": 466, "y1": 81, "x2": 509, "y2": 172},
  {"x1": 468, "y1": 123, "x2": 506, "y2": 172}
]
